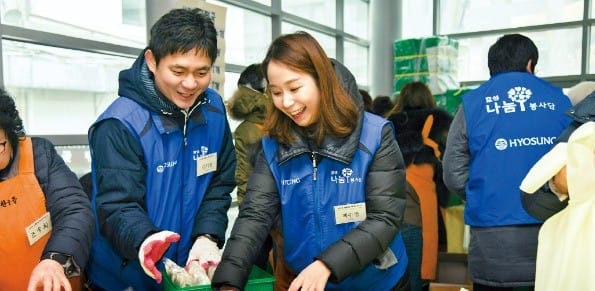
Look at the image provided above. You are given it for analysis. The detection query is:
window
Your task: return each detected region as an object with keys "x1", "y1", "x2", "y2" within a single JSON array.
[
  {"x1": 3, "y1": 40, "x2": 134, "y2": 135},
  {"x1": 0, "y1": 0, "x2": 146, "y2": 48},
  {"x1": 282, "y1": 22, "x2": 336, "y2": 58},
  {"x1": 456, "y1": 27, "x2": 582, "y2": 82},
  {"x1": 283, "y1": 0, "x2": 336, "y2": 28},
  {"x1": 344, "y1": 41, "x2": 369, "y2": 86},
  {"x1": 439, "y1": 0, "x2": 583, "y2": 34},
  {"x1": 402, "y1": 0, "x2": 433, "y2": 39},
  {"x1": 207, "y1": 1, "x2": 271, "y2": 66},
  {"x1": 344, "y1": 0, "x2": 369, "y2": 39}
]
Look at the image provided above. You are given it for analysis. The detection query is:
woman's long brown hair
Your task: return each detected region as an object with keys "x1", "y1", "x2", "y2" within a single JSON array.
[{"x1": 261, "y1": 31, "x2": 358, "y2": 145}]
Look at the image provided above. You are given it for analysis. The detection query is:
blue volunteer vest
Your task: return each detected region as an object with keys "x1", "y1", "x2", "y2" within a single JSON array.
[
  {"x1": 87, "y1": 88, "x2": 227, "y2": 290},
  {"x1": 462, "y1": 72, "x2": 571, "y2": 226},
  {"x1": 263, "y1": 112, "x2": 408, "y2": 290}
]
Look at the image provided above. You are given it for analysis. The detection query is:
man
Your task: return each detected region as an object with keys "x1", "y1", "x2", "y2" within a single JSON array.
[
  {"x1": 86, "y1": 8, "x2": 236, "y2": 290},
  {"x1": 442, "y1": 34, "x2": 571, "y2": 291}
]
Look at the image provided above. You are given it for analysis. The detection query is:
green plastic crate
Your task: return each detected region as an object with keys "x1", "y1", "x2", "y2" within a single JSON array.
[{"x1": 162, "y1": 266, "x2": 274, "y2": 291}]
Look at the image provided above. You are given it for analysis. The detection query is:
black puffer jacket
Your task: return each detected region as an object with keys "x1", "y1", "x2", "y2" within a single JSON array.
[
  {"x1": 1, "y1": 137, "x2": 95, "y2": 270},
  {"x1": 522, "y1": 91, "x2": 595, "y2": 220},
  {"x1": 212, "y1": 60, "x2": 407, "y2": 288},
  {"x1": 387, "y1": 107, "x2": 452, "y2": 207}
]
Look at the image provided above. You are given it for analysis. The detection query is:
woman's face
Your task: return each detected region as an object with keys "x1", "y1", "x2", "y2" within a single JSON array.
[
  {"x1": 0, "y1": 129, "x2": 12, "y2": 171},
  {"x1": 267, "y1": 60, "x2": 321, "y2": 127}
]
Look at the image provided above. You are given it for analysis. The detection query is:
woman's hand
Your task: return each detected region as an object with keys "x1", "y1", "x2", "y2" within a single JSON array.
[
  {"x1": 288, "y1": 260, "x2": 331, "y2": 291},
  {"x1": 27, "y1": 259, "x2": 71, "y2": 291}
]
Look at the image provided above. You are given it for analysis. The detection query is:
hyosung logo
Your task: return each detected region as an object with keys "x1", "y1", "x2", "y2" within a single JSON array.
[{"x1": 494, "y1": 136, "x2": 556, "y2": 151}]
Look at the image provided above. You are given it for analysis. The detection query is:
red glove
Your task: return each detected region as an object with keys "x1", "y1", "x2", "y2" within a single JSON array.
[{"x1": 138, "y1": 231, "x2": 180, "y2": 283}]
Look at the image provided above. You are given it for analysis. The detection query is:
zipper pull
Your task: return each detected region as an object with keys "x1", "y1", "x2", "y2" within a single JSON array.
[{"x1": 312, "y1": 152, "x2": 318, "y2": 181}]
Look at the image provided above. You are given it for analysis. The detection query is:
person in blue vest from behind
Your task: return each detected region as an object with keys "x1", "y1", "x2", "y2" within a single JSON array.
[
  {"x1": 442, "y1": 33, "x2": 572, "y2": 291},
  {"x1": 211, "y1": 31, "x2": 410, "y2": 291},
  {"x1": 86, "y1": 7, "x2": 236, "y2": 290}
]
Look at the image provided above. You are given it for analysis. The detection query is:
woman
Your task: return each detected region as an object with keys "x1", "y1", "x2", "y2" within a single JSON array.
[
  {"x1": 0, "y1": 89, "x2": 94, "y2": 290},
  {"x1": 212, "y1": 31, "x2": 409, "y2": 290},
  {"x1": 385, "y1": 81, "x2": 453, "y2": 291}
]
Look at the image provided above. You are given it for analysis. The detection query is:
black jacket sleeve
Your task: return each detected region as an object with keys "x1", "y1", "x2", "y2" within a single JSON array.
[
  {"x1": 33, "y1": 138, "x2": 95, "y2": 270},
  {"x1": 211, "y1": 149, "x2": 280, "y2": 289},
  {"x1": 90, "y1": 119, "x2": 160, "y2": 260},
  {"x1": 317, "y1": 124, "x2": 407, "y2": 282}
]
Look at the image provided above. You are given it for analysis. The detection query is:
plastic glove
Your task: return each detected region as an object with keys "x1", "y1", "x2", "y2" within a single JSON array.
[
  {"x1": 138, "y1": 230, "x2": 180, "y2": 283},
  {"x1": 164, "y1": 258, "x2": 210, "y2": 287},
  {"x1": 186, "y1": 235, "x2": 221, "y2": 280}
]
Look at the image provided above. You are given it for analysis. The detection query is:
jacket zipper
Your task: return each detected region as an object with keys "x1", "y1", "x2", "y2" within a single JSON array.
[{"x1": 311, "y1": 151, "x2": 323, "y2": 251}]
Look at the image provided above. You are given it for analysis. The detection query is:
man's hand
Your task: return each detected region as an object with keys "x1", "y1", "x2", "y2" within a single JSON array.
[
  {"x1": 186, "y1": 235, "x2": 221, "y2": 279},
  {"x1": 138, "y1": 230, "x2": 181, "y2": 283},
  {"x1": 288, "y1": 260, "x2": 331, "y2": 291},
  {"x1": 27, "y1": 259, "x2": 71, "y2": 291}
]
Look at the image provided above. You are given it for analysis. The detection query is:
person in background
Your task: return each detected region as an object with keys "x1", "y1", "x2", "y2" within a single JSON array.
[
  {"x1": 228, "y1": 63, "x2": 267, "y2": 205},
  {"x1": 442, "y1": 34, "x2": 572, "y2": 291},
  {"x1": 359, "y1": 88, "x2": 374, "y2": 112},
  {"x1": 521, "y1": 81, "x2": 595, "y2": 220},
  {"x1": 227, "y1": 63, "x2": 275, "y2": 273},
  {"x1": 86, "y1": 8, "x2": 236, "y2": 290},
  {"x1": 373, "y1": 95, "x2": 395, "y2": 117},
  {"x1": 0, "y1": 88, "x2": 94, "y2": 291},
  {"x1": 212, "y1": 31, "x2": 410, "y2": 291},
  {"x1": 385, "y1": 81, "x2": 452, "y2": 291}
]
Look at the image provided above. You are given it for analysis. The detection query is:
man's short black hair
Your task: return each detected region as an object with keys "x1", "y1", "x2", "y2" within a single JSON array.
[
  {"x1": 148, "y1": 8, "x2": 218, "y2": 65},
  {"x1": 488, "y1": 34, "x2": 538, "y2": 77}
]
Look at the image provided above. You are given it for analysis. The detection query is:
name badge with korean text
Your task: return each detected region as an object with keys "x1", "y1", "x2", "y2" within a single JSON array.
[
  {"x1": 26, "y1": 212, "x2": 52, "y2": 246},
  {"x1": 197, "y1": 152, "x2": 217, "y2": 176},
  {"x1": 334, "y1": 202, "x2": 366, "y2": 224}
]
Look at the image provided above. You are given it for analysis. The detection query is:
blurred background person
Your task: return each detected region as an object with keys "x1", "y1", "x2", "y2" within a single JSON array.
[
  {"x1": 373, "y1": 95, "x2": 395, "y2": 117},
  {"x1": 386, "y1": 81, "x2": 452, "y2": 291}
]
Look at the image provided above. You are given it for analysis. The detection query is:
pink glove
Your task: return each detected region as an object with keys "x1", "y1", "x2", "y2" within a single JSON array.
[
  {"x1": 138, "y1": 230, "x2": 180, "y2": 283},
  {"x1": 186, "y1": 236, "x2": 221, "y2": 279}
]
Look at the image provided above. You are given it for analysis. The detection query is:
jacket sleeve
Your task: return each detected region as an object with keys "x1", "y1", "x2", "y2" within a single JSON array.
[
  {"x1": 233, "y1": 122, "x2": 262, "y2": 205},
  {"x1": 520, "y1": 120, "x2": 577, "y2": 220},
  {"x1": 211, "y1": 149, "x2": 280, "y2": 289},
  {"x1": 317, "y1": 124, "x2": 407, "y2": 282},
  {"x1": 90, "y1": 119, "x2": 160, "y2": 260},
  {"x1": 33, "y1": 138, "x2": 95, "y2": 270},
  {"x1": 192, "y1": 118, "x2": 235, "y2": 247},
  {"x1": 442, "y1": 106, "x2": 470, "y2": 200}
]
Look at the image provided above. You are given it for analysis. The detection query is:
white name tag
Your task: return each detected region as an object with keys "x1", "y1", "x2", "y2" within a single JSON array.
[
  {"x1": 334, "y1": 202, "x2": 366, "y2": 224},
  {"x1": 26, "y1": 212, "x2": 52, "y2": 246},
  {"x1": 197, "y1": 152, "x2": 217, "y2": 176}
]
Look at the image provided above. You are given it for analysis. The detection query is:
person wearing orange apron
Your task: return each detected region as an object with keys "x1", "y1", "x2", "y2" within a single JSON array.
[
  {"x1": 0, "y1": 91, "x2": 94, "y2": 290},
  {"x1": 386, "y1": 81, "x2": 453, "y2": 291}
]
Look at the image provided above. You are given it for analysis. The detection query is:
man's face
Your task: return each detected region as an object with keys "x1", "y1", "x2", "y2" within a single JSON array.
[{"x1": 145, "y1": 48, "x2": 212, "y2": 110}]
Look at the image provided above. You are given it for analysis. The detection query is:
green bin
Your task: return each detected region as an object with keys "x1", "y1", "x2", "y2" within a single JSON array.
[{"x1": 162, "y1": 266, "x2": 274, "y2": 291}]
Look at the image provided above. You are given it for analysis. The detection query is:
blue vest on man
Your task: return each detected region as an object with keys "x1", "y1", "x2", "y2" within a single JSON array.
[
  {"x1": 87, "y1": 88, "x2": 227, "y2": 290},
  {"x1": 263, "y1": 112, "x2": 408, "y2": 290},
  {"x1": 462, "y1": 72, "x2": 572, "y2": 226}
]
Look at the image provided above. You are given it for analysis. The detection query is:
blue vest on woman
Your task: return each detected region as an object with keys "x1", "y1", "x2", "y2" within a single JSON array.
[{"x1": 263, "y1": 112, "x2": 408, "y2": 290}]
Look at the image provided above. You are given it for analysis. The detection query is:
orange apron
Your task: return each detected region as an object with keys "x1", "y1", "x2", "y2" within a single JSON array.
[
  {"x1": 0, "y1": 138, "x2": 51, "y2": 290},
  {"x1": 405, "y1": 115, "x2": 441, "y2": 280}
]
